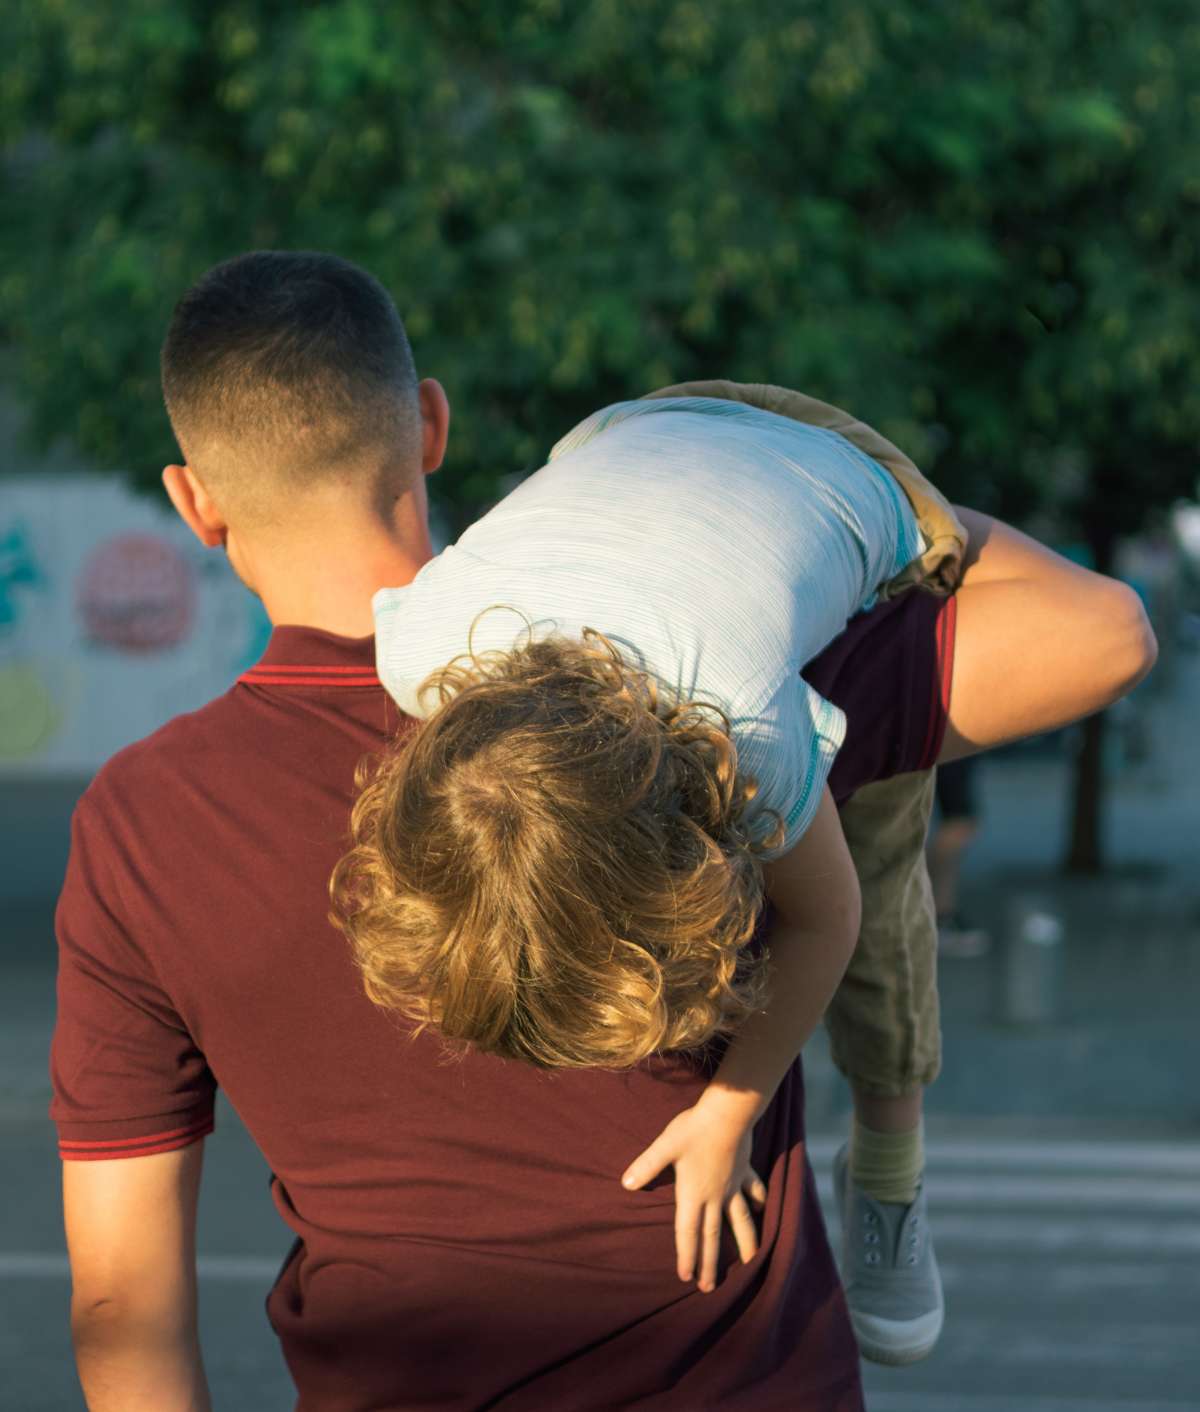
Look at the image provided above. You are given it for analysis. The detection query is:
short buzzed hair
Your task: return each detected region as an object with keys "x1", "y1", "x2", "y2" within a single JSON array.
[{"x1": 161, "y1": 251, "x2": 421, "y2": 513}]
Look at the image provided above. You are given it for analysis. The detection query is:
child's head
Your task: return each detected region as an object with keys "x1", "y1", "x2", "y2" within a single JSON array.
[{"x1": 331, "y1": 631, "x2": 779, "y2": 1068}]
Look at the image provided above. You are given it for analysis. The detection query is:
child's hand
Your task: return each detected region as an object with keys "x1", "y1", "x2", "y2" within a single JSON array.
[{"x1": 620, "y1": 1092, "x2": 768, "y2": 1293}]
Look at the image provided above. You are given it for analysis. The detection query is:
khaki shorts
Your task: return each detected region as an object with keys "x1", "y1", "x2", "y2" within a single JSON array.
[
  {"x1": 645, "y1": 381, "x2": 955, "y2": 1096},
  {"x1": 828, "y1": 770, "x2": 940, "y2": 1095}
]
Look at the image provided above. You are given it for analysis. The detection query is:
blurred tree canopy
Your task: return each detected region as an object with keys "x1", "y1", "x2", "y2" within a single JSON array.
[
  {"x1": 4, "y1": 0, "x2": 1198, "y2": 531},
  {"x1": 3, "y1": 0, "x2": 1199, "y2": 864}
]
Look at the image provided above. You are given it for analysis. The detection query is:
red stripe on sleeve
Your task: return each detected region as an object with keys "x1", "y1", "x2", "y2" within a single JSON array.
[{"x1": 59, "y1": 1116, "x2": 214, "y2": 1161}]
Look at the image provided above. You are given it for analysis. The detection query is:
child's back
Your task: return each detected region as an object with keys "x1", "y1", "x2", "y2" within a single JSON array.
[{"x1": 374, "y1": 395, "x2": 923, "y2": 850}]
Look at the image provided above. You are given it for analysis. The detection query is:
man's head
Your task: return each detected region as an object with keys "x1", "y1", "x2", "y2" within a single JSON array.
[
  {"x1": 162, "y1": 249, "x2": 423, "y2": 516},
  {"x1": 331, "y1": 631, "x2": 777, "y2": 1069},
  {"x1": 160, "y1": 250, "x2": 449, "y2": 627}
]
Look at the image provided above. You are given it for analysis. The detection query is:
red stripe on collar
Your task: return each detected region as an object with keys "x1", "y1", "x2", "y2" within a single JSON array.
[
  {"x1": 242, "y1": 664, "x2": 378, "y2": 675},
  {"x1": 239, "y1": 665, "x2": 380, "y2": 687}
]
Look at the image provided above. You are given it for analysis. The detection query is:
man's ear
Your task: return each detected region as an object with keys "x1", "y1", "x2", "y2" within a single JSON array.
[
  {"x1": 162, "y1": 464, "x2": 227, "y2": 548},
  {"x1": 417, "y1": 378, "x2": 450, "y2": 476}
]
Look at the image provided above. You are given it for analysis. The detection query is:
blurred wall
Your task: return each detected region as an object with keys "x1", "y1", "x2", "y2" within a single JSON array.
[{"x1": 1, "y1": 408, "x2": 269, "y2": 902}]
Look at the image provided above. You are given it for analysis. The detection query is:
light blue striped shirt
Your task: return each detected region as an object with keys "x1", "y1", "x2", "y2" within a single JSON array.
[{"x1": 374, "y1": 397, "x2": 922, "y2": 852}]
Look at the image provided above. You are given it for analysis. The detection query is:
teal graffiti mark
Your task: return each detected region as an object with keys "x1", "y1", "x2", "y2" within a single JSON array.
[{"x1": 0, "y1": 523, "x2": 43, "y2": 631}]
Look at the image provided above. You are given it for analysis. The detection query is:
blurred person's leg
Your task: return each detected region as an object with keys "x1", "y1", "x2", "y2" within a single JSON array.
[
  {"x1": 829, "y1": 771, "x2": 944, "y2": 1364},
  {"x1": 929, "y1": 756, "x2": 991, "y2": 957}
]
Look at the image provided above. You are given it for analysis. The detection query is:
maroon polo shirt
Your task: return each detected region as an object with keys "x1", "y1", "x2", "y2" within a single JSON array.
[{"x1": 51, "y1": 588, "x2": 954, "y2": 1412}]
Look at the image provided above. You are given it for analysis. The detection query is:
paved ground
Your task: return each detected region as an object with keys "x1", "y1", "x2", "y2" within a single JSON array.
[
  {"x1": 4, "y1": 654, "x2": 1198, "y2": 1408},
  {"x1": 832, "y1": 1131, "x2": 1200, "y2": 1412}
]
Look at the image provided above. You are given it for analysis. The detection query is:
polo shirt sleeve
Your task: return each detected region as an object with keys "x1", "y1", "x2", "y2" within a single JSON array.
[
  {"x1": 811, "y1": 590, "x2": 957, "y2": 802},
  {"x1": 50, "y1": 789, "x2": 216, "y2": 1161}
]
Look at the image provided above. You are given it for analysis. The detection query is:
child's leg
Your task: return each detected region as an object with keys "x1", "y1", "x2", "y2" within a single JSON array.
[
  {"x1": 829, "y1": 769, "x2": 946, "y2": 1365},
  {"x1": 828, "y1": 770, "x2": 939, "y2": 1200}
]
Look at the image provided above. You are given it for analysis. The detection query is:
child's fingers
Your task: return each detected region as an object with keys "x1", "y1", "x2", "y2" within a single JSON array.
[
  {"x1": 725, "y1": 1190, "x2": 759, "y2": 1264},
  {"x1": 675, "y1": 1200, "x2": 701, "y2": 1284},
  {"x1": 697, "y1": 1204, "x2": 723, "y2": 1293},
  {"x1": 744, "y1": 1169, "x2": 768, "y2": 1207},
  {"x1": 621, "y1": 1136, "x2": 675, "y2": 1192}
]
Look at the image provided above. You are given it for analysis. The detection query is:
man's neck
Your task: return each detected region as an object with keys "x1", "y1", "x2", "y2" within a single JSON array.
[{"x1": 251, "y1": 498, "x2": 435, "y2": 639}]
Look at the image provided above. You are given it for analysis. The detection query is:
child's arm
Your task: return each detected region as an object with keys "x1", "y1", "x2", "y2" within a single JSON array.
[{"x1": 621, "y1": 787, "x2": 861, "y2": 1292}]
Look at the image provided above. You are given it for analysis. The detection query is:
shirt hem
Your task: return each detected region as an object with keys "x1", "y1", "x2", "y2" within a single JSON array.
[{"x1": 779, "y1": 698, "x2": 847, "y2": 852}]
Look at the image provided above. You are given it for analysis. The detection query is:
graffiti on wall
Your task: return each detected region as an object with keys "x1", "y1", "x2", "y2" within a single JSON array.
[
  {"x1": 0, "y1": 520, "x2": 63, "y2": 759},
  {"x1": 0, "y1": 478, "x2": 272, "y2": 775},
  {"x1": 0, "y1": 661, "x2": 62, "y2": 758},
  {"x1": 0, "y1": 523, "x2": 43, "y2": 629},
  {"x1": 77, "y1": 533, "x2": 196, "y2": 652}
]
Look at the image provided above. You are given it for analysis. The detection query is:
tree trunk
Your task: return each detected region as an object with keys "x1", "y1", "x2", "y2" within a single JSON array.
[{"x1": 1062, "y1": 518, "x2": 1117, "y2": 874}]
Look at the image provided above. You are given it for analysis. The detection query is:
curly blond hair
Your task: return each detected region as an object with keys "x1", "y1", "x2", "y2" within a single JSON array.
[{"x1": 330, "y1": 630, "x2": 781, "y2": 1069}]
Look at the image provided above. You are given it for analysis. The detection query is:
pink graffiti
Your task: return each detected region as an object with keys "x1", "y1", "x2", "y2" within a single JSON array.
[{"x1": 77, "y1": 533, "x2": 195, "y2": 651}]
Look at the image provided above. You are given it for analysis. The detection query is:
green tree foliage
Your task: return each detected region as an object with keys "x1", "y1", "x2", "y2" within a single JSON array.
[{"x1": 3, "y1": 0, "x2": 1198, "y2": 864}]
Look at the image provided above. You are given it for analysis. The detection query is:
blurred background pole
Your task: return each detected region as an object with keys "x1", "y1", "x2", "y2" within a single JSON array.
[
  {"x1": 1065, "y1": 712, "x2": 1107, "y2": 875},
  {"x1": 998, "y1": 895, "x2": 1065, "y2": 1026}
]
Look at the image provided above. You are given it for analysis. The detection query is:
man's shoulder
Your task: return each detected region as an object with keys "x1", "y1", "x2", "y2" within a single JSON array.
[{"x1": 81, "y1": 686, "x2": 245, "y2": 822}]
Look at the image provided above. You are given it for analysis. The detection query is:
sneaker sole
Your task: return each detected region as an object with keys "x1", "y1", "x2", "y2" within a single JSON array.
[{"x1": 850, "y1": 1303, "x2": 945, "y2": 1366}]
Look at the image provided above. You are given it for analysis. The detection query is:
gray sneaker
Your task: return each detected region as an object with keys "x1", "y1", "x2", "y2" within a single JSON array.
[{"x1": 832, "y1": 1143, "x2": 944, "y2": 1365}]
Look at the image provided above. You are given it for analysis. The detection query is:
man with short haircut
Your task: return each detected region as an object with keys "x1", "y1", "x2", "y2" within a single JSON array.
[{"x1": 53, "y1": 251, "x2": 1154, "y2": 1411}]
